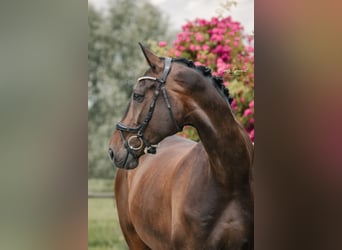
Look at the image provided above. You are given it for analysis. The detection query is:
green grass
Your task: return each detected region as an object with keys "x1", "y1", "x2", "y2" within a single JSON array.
[
  {"x1": 88, "y1": 198, "x2": 128, "y2": 250},
  {"x1": 88, "y1": 179, "x2": 127, "y2": 250}
]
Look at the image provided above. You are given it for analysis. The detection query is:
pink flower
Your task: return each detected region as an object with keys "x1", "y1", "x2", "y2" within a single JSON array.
[
  {"x1": 176, "y1": 33, "x2": 184, "y2": 41},
  {"x1": 243, "y1": 108, "x2": 253, "y2": 117},
  {"x1": 248, "y1": 35, "x2": 254, "y2": 43},
  {"x1": 174, "y1": 50, "x2": 181, "y2": 57},
  {"x1": 249, "y1": 129, "x2": 254, "y2": 141},
  {"x1": 202, "y1": 44, "x2": 210, "y2": 51},
  {"x1": 222, "y1": 45, "x2": 231, "y2": 53},
  {"x1": 197, "y1": 53, "x2": 207, "y2": 61},
  {"x1": 158, "y1": 41, "x2": 167, "y2": 47},
  {"x1": 190, "y1": 44, "x2": 196, "y2": 51},
  {"x1": 210, "y1": 34, "x2": 224, "y2": 42},
  {"x1": 177, "y1": 45, "x2": 186, "y2": 51},
  {"x1": 217, "y1": 57, "x2": 228, "y2": 75},
  {"x1": 212, "y1": 44, "x2": 223, "y2": 53},
  {"x1": 220, "y1": 53, "x2": 230, "y2": 62},
  {"x1": 195, "y1": 33, "x2": 203, "y2": 42},
  {"x1": 246, "y1": 46, "x2": 254, "y2": 53},
  {"x1": 210, "y1": 17, "x2": 219, "y2": 25},
  {"x1": 196, "y1": 18, "x2": 208, "y2": 26},
  {"x1": 231, "y1": 99, "x2": 237, "y2": 109},
  {"x1": 182, "y1": 23, "x2": 191, "y2": 31},
  {"x1": 249, "y1": 100, "x2": 254, "y2": 108}
]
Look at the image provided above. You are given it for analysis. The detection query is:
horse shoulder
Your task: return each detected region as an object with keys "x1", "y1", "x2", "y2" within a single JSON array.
[{"x1": 119, "y1": 136, "x2": 197, "y2": 248}]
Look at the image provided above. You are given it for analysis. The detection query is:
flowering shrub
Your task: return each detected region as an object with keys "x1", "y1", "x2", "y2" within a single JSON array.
[{"x1": 150, "y1": 16, "x2": 254, "y2": 141}]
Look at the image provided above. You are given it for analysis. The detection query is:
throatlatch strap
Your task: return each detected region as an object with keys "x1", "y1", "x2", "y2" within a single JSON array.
[{"x1": 161, "y1": 86, "x2": 181, "y2": 132}]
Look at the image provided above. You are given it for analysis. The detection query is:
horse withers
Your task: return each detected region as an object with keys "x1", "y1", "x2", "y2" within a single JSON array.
[{"x1": 108, "y1": 43, "x2": 254, "y2": 250}]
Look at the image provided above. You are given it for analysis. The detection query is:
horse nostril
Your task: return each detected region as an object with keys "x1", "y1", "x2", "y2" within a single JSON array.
[{"x1": 108, "y1": 148, "x2": 114, "y2": 161}]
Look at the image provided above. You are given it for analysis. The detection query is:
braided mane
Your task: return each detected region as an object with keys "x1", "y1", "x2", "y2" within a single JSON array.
[{"x1": 171, "y1": 58, "x2": 233, "y2": 104}]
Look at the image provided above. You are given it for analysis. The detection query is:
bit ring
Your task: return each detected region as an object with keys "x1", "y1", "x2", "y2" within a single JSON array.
[{"x1": 127, "y1": 136, "x2": 143, "y2": 151}]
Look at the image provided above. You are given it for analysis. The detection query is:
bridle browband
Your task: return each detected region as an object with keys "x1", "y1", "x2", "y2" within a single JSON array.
[{"x1": 116, "y1": 57, "x2": 181, "y2": 167}]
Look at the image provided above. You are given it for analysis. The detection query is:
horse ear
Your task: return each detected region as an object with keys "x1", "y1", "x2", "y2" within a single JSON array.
[{"x1": 139, "y1": 42, "x2": 163, "y2": 72}]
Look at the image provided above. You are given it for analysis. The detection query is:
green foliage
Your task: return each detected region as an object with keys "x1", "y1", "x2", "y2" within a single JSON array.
[{"x1": 88, "y1": 0, "x2": 172, "y2": 178}]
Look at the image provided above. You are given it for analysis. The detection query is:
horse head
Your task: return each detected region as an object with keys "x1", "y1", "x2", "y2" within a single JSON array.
[{"x1": 108, "y1": 44, "x2": 195, "y2": 169}]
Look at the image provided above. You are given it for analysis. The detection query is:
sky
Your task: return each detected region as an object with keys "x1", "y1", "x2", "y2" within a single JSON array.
[{"x1": 88, "y1": 0, "x2": 254, "y2": 35}]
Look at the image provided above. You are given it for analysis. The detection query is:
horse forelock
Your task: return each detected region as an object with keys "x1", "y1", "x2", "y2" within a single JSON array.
[{"x1": 171, "y1": 58, "x2": 233, "y2": 105}]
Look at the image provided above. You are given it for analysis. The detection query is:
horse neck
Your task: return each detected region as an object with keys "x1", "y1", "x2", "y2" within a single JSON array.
[{"x1": 187, "y1": 81, "x2": 253, "y2": 189}]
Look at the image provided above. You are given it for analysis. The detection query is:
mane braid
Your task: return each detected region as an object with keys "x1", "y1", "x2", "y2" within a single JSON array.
[{"x1": 171, "y1": 58, "x2": 233, "y2": 105}]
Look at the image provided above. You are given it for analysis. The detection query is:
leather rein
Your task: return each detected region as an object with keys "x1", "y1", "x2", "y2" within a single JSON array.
[{"x1": 116, "y1": 57, "x2": 181, "y2": 164}]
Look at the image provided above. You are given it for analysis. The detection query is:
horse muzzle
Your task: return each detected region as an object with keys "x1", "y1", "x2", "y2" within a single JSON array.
[{"x1": 108, "y1": 146, "x2": 139, "y2": 170}]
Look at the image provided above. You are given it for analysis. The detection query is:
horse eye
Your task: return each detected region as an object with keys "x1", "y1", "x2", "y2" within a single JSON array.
[{"x1": 133, "y1": 93, "x2": 145, "y2": 103}]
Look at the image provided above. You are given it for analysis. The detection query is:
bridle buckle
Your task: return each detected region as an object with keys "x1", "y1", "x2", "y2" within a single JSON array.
[{"x1": 144, "y1": 144, "x2": 158, "y2": 154}]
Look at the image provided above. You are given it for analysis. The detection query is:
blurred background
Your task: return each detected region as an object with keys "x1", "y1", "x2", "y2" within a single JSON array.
[{"x1": 88, "y1": 0, "x2": 253, "y2": 249}]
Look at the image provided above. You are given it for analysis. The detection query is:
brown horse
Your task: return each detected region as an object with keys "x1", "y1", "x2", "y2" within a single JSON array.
[{"x1": 108, "y1": 44, "x2": 254, "y2": 250}]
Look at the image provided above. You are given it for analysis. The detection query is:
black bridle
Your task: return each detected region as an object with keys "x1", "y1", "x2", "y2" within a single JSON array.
[{"x1": 116, "y1": 57, "x2": 181, "y2": 166}]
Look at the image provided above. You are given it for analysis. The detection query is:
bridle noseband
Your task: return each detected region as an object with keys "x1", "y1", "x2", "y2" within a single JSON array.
[{"x1": 116, "y1": 57, "x2": 181, "y2": 166}]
